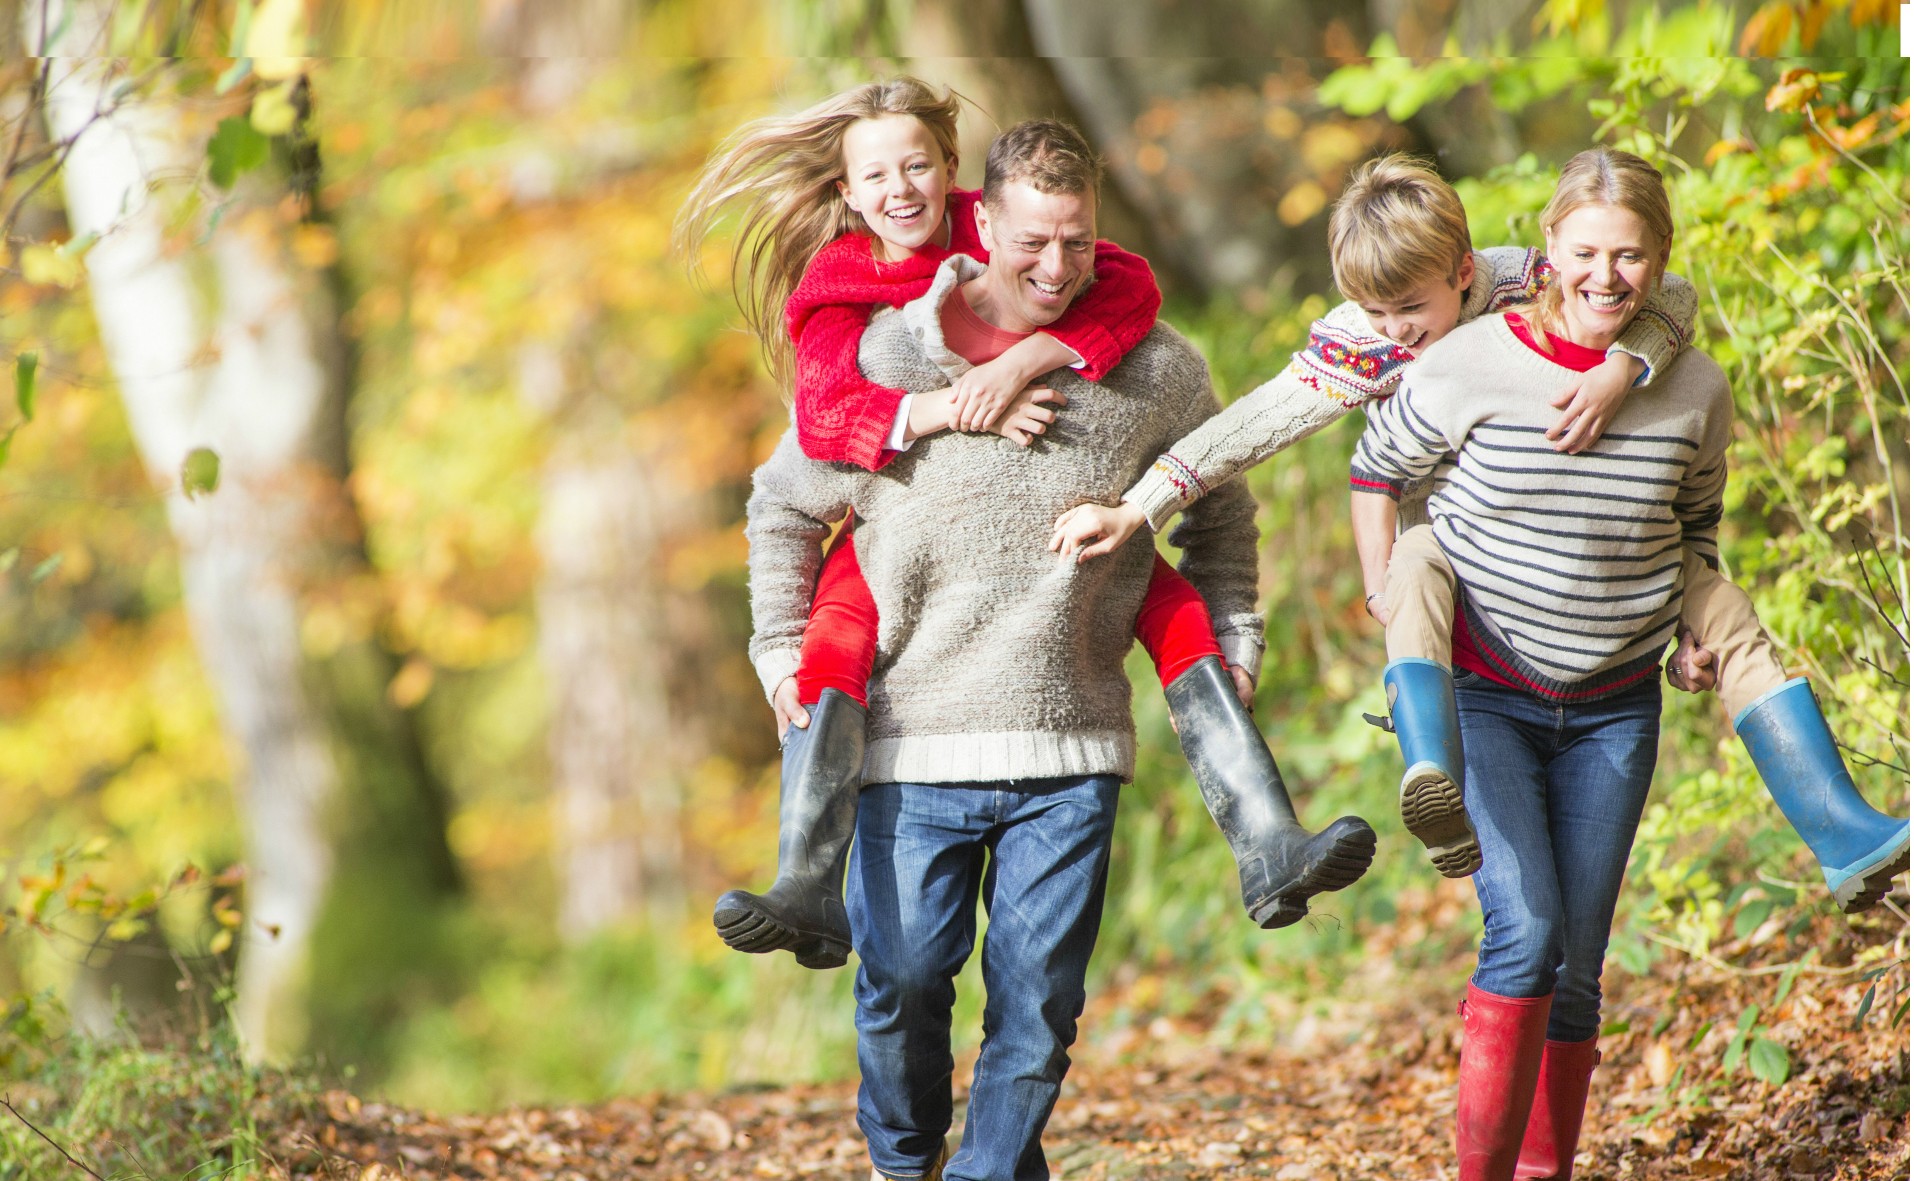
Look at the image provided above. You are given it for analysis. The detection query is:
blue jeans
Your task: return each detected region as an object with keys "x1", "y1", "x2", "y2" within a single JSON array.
[
  {"x1": 848, "y1": 775, "x2": 1120, "y2": 1181},
  {"x1": 1457, "y1": 672, "x2": 1662, "y2": 1043}
]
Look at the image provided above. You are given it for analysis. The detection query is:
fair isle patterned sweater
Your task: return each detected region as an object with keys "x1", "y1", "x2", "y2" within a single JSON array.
[
  {"x1": 1124, "y1": 247, "x2": 1698, "y2": 531},
  {"x1": 1350, "y1": 314, "x2": 1732, "y2": 700},
  {"x1": 746, "y1": 257, "x2": 1263, "y2": 786}
]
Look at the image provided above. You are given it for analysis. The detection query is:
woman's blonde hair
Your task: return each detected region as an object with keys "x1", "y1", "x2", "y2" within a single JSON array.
[
  {"x1": 1519, "y1": 147, "x2": 1674, "y2": 348},
  {"x1": 674, "y1": 77, "x2": 963, "y2": 391},
  {"x1": 1327, "y1": 153, "x2": 1473, "y2": 305}
]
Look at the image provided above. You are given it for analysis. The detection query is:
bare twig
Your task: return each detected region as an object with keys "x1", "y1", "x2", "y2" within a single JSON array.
[
  {"x1": 1851, "y1": 539, "x2": 1910, "y2": 647},
  {"x1": 1837, "y1": 742, "x2": 1909, "y2": 776},
  {"x1": 1, "y1": 1093, "x2": 109, "y2": 1181}
]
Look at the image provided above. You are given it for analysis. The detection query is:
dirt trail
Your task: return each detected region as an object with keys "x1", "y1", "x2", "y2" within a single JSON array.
[{"x1": 276, "y1": 911, "x2": 1909, "y2": 1180}]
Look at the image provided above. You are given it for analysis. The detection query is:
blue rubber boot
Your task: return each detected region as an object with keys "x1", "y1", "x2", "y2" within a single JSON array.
[
  {"x1": 1384, "y1": 658, "x2": 1480, "y2": 878},
  {"x1": 1736, "y1": 677, "x2": 1910, "y2": 913}
]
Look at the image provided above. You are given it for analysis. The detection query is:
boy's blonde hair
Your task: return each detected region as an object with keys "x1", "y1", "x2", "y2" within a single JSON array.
[
  {"x1": 674, "y1": 78, "x2": 963, "y2": 392},
  {"x1": 1519, "y1": 147, "x2": 1673, "y2": 346},
  {"x1": 1327, "y1": 154, "x2": 1473, "y2": 304}
]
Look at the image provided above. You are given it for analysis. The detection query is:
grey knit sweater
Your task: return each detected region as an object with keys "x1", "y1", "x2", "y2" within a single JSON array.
[{"x1": 747, "y1": 256, "x2": 1263, "y2": 785}]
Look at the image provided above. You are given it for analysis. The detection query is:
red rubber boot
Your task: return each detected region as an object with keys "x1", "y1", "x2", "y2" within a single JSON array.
[
  {"x1": 1515, "y1": 1036, "x2": 1601, "y2": 1179},
  {"x1": 1455, "y1": 984, "x2": 1553, "y2": 1181}
]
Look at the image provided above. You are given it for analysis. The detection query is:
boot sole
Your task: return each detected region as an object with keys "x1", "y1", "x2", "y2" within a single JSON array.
[
  {"x1": 712, "y1": 892, "x2": 852, "y2": 970},
  {"x1": 1833, "y1": 837, "x2": 1911, "y2": 914},
  {"x1": 1401, "y1": 766, "x2": 1481, "y2": 878},
  {"x1": 1246, "y1": 822, "x2": 1379, "y2": 930}
]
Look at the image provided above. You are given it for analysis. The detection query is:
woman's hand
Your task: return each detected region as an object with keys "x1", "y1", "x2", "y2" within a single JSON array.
[
  {"x1": 1665, "y1": 626, "x2": 1719, "y2": 693},
  {"x1": 987, "y1": 385, "x2": 1066, "y2": 447},
  {"x1": 1547, "y1": 351, "x2": 1642, "y2": 454},
  {"x1": 1050, "y1": 500, "x2": 1145, "y2": 561},
  {"x1": 771, "y1": 676, "x2": 809, "y2": 739}
]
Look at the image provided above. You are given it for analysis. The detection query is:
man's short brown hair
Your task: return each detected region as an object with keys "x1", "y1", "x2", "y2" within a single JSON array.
[
  {"x1": 983, "y1": 119, "x2": 1103, "y2": 211},
  {"x1": 1328, "y1": 154, "x2": 1473, "y2": 304}
]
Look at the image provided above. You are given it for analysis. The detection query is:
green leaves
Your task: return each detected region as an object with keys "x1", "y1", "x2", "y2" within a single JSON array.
[
  {"x1": 207, "y1": 116, "x2": 270, "y2": 189},
  {"x1": 15, "y1": 352, "x2": 36, "y2": 423},
  {"x1": 1722, "y1": 1001, "x2": 1792, "y2": 1086},
  {"x1": 181, "y1": 446, "x2": 222, "y2": 499}
]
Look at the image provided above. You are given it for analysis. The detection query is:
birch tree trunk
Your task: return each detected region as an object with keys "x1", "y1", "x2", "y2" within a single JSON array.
[{"x1": 43, "y1": 10, "x2": 457, "y2": 1061}]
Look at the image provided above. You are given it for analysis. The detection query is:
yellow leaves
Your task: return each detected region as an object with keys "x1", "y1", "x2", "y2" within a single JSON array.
[
  {"x1": 1850, "y1": 0, "x2": 1897, "y2": 24},
  {"x1": 1276, "y1": 181, "x2": 1327, "y2": 227},
  {"x1": 251, "y1": 79, "x2": 300, "y2": 136},
  {"x1": 293, "y1": 224, "x2": 340, "y2": 269},
  {"x1": 20, "y1": 242, "x2": 82, "y2": 288},
  {"x1": 244, "y1": 0, "x2": 308, "y2": 81},
  {"x1": 1299, "y1": 123, "x2": 1366, "y2": 173},
  {"x1": 387, "y1": 656, "x2": 434, "y2": 708}
]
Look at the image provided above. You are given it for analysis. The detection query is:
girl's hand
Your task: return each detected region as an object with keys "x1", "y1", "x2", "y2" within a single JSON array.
[
  {"x1": 772, "y1": 676, "x2": 809, "y2": 739},
  {"x1": 952, "y1": 356, "x2": 1036, "y2": 433},
  {"x1": 988, "y1": 385, "x2": 1066, "y2": 447},
  {"x1": 1665, "y1": 626, "x2": 1719, "y2": 693},
  {"x1": 1547, "y1": 351, "x2": 1642, "y2": 454},
  {"x1": 1050, "y1": 500, "x2": 1145, "y2": 561}
]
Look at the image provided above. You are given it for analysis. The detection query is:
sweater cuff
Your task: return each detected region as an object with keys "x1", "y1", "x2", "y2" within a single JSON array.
[
  {"x1": 1058, "y1": 321, "x2": 1123, "y2": 380},
  {"x1": 753, "y1": 647, "x2": 804, "y2": 705},
  {"x1": 1219, "y1": 633, "x2": 1264, "y2": 688},
  {"x1": 1125, "y1": 455, "x2": 1204, "y2": 533}
]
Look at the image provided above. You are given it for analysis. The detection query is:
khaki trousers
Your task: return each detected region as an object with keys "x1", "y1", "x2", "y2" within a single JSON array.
[{"x1": 1381, "y1": 524, "x2": 1789, "y2": 719}]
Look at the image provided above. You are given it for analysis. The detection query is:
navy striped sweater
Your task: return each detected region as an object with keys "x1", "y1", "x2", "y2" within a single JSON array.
[{"x1": 1351, "y1": 314, "x2": 1733, "y2": 700}]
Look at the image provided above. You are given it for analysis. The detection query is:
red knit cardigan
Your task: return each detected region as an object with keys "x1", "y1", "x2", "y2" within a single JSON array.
[{"x1": 783, "y1": 188, "x2": 1162, "y2": 471}]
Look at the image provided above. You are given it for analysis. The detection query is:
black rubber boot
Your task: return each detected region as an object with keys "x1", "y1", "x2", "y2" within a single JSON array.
[
  {"x1": 712, "y1": 688, "x2": 863, "y2": 969},
  {"x1": 1165, "y1": 657, "x2": 1378, "y2": 929}
]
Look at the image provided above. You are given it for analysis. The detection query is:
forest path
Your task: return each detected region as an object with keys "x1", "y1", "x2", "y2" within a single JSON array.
[{"x1": 277, "y1": 912, "x2": 1908, "y2": 1181}]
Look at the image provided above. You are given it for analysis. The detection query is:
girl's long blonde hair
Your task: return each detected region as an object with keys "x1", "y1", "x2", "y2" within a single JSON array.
[
  {"x1": 675, "y1": 77, "x2": 963, "y2": 391},
  {"x1": 1519, "y1": 147, "x2": 1674, "y2": 349}
]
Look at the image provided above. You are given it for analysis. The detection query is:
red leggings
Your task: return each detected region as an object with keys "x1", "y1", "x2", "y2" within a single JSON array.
[{"x1": 793, "y1": 529, "x2": 1226, "y2": 707}]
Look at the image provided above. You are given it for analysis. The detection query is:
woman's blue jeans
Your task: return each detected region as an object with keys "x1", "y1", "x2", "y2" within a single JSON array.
[
  {"x1": 1457, "y1": 672, "x2": 1662, "y2": 1043},
  {"x1": 847, "y1": 775, "x2": 1119, "y2": 1181}
]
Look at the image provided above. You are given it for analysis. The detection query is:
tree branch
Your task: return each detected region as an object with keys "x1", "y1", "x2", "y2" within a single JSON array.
[{"x1": 2, "y1": 1094, "x2": 109, "y2": 1181}]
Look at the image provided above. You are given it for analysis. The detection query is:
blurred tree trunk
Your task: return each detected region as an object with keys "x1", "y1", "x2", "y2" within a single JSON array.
[
  {"x1": 500, "y1": 9, "x2": 704, "y2": 937},
  {"x1": 43, "y1": 6, "x2": 458, "y2": 1062}
]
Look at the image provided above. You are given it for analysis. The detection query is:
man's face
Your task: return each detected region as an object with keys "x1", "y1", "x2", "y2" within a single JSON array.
[
  {"x1": 973, "y1": 181, "x2": 1098, "y2": 332},
  {"x1": 1357, "y1": 252, "x2": 1474, "y2": 357}
]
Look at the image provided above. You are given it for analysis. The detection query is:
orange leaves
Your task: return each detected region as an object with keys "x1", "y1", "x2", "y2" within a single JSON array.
[
  {"x1": 1765, "y1": 67, "x2": 1824, "y2": 113},
  {"x1": 1741, "y1": 0, "x2": 1885, "y2": 54}
]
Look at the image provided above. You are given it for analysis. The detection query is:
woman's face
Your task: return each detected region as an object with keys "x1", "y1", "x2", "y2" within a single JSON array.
[
  {"x1": 837, "y1": 114, "x2": 957, "y2": 263},
  {"x1": 1545, "y1": 202, "x2": 1667, "y2": 349}
]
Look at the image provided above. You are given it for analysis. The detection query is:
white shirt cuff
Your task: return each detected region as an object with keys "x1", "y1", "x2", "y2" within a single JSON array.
[{"x1": 884, "y1": 394, "x2": 915, "y2": 453}]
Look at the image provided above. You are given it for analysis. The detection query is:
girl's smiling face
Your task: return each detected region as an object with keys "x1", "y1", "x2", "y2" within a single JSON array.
[
  {"x1": 837, "y1": 114, "x2": 958, "y2": 263},
  {"x1": 1546, "y1": 202, "x2": 1667, "y2": 349}
]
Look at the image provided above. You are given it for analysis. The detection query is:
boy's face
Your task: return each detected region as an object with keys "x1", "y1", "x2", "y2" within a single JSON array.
[{"x1": 1357, "y1": 252, "x2": 1475, "y2": 357}]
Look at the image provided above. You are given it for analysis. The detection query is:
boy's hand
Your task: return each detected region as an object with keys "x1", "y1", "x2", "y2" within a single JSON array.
[
  {"x1": 1228, "y1": 664, "x2": 1255, "y2": 711},
  {"x1": 1364, "y1": 591, "x2": 1391, "y2": 627},
  {"x1": 1665, "y1": 626, "x2": 1719, "y2": 693},
  {"x1": 1050, "y1": 500, "x2": 1145, "y2": 561},
  {"x1": 1548, "y1": 351, "x2": 1642, "y2": 453},
  {"x1": 772, "y1": 676, "x2": 808, "y2": 739},
  {"x1": 988, "y1": 385, "x2": 1066, "y2": 447}
]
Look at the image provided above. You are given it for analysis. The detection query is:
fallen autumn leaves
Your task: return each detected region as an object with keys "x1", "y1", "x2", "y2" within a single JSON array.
[{"x1": 268, "y1": 904, "x2": 1907, "y2": 1180}]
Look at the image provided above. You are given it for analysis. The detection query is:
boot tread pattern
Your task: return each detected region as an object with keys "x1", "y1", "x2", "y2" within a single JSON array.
[
  {"x1": 713, "y1": 890, "x2": 852, "y2": 970},
  {"x1": 1401, "y1": 766, "x2": 1482, "y2": 879},
  {"x1": 1246, "y1": 819, "x2": 1379, "y2": 930},
  {"x1": 1835, "y1": 840, "x2": 1910, "y2": 914}
]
